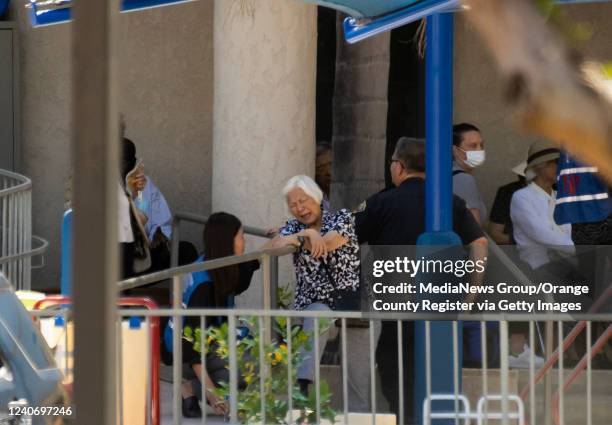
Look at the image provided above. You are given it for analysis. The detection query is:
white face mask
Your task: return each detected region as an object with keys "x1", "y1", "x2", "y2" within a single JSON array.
[{"x1": 460, "y1": 148, "x2": 486, "y2": 168}]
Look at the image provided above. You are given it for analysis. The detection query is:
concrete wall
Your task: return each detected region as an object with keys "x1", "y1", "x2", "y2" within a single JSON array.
[
  {"x1": 10, "y1": 1, "x2": 214, "y2": 289},
  {"x1": 331, "y1": 14, "x2": 390, "y2": 211},
  {"x1": 453, "y1": 2, "x2": 612, "y2": 215},
  {"x1": 212, "y1": 0, "x2": 317, "y2": 308}
]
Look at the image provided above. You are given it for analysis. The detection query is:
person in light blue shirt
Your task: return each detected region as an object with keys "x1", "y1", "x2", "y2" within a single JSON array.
[
  {"x1": 135, "y1": 175, "x2": 173, "y2": 241},
  {"x1": 123, "y1": 138, "x2": 172, "y2": 240},
  {"x1": 122, "y1": 137, "x2": 178, "y2": 272}
]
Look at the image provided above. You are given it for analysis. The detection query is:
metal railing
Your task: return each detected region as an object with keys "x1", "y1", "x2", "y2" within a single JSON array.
[
  {"x1": 552, "y1": 323, "x2": 612, "y2": 425},
  {"x1": 519, "y1": 285, "x2": 612, "y2": 402},
  {"x1": 168, "y1": 211, "x2": 279, "y2": 308},
  {"x1": 28, "y1": 296, "x2": 161, "y2": 425},
  {"x1": 0, "y1": 168, "x2": 48, "y2": 290},
  {"x1": 116, "y1": 305, "x2": 610, "y2": 425},
  {"x1": 113, "y1": 216, "x2": 612, "y2": 424},
  {"x1": 116, "y1": 228, "x2": 612, "y2": 425},
  {"x1": 120, "y1": 237, "x2": 293, "y2": 425}
]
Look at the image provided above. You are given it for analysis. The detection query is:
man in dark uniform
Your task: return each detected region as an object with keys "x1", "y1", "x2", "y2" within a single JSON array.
[{"x1": 354, "y1": 137, "x2": 487, "y2": 424}]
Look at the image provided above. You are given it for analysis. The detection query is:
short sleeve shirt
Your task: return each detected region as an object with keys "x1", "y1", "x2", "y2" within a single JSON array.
[
  {"x1": 355, "y1": 178, "x2": 484, "y2": 246},
  {"x1": 453, "y1": 163, "x2": 487, "y2": 222},
  {"x1": 489, "y1": 180, "x2": 526, "y2": 236},
  {"x1": 279, "y1": 209, "x2": 360, "y2": 310}
]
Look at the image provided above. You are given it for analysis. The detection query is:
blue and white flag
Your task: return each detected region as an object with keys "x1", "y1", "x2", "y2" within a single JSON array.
[{"x1": 554, "y1": 152, "x2": 610, "y2": 225}]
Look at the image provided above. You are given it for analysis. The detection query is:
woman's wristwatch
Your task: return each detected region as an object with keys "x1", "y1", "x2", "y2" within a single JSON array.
[{"x1": 297, "y1": 236, "x2": 306, "y2": 248}]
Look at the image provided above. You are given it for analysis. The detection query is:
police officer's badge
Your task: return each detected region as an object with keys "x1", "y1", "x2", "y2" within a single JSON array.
[{"x1": 353, "y1": 200, "x2": 366, "y2": 213}]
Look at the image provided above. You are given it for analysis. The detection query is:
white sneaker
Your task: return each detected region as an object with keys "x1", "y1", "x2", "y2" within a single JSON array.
[
  {"x1": 508, "y1": 344, "x2": 545, "y2": 369},
  {"x1": 0, "y1": 366, "x2": 12, "y2": 381}
]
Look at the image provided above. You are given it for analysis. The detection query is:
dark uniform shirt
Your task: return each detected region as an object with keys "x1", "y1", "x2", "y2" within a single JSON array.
[
  {"x1": 355, "y1": 177, "x2": 484, "y2": 246},
  {"x1": 353, "y1": 177, "x2": 484, "y2": 424},
  {"x1": 489, "y1": 179, "x2": 526, "y2": 241}
]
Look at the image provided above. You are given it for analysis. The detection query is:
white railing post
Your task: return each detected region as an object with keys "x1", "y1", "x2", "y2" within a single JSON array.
[{"x1": 0, "y1": 169, "x2": 35, "y2": 290}]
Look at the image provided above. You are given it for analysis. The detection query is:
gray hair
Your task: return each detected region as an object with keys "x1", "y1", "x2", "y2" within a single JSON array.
[
  {"x1": 282, "y1": 175, "x2": 323, "y2": 206},
  {"x1": 394, "y1": 137, "x2": 426, "y2": 172}
]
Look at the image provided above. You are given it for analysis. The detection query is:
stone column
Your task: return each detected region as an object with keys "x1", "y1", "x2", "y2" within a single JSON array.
[
  {"x1": 331, "y1": 15, "x2": 390, "y2": 210},
  {"x1": 213, "y1": 0, "x2": 317, "y2": 307}
]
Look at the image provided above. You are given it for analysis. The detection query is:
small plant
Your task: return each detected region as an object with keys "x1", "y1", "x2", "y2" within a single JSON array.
[
  {"x1": 276, "y1": 283, "x2": 294, "y2": 310},
  {"x1": 184, "y1": 315, "x2": 336, "y2": 424}
]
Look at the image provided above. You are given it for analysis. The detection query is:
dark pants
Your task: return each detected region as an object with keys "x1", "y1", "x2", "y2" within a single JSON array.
[
  {"x1": 376, "y1": 321, "x2": 415, "y2": 425},
  {"x1": 120, "y1": 242, "x2": 135, "y2": 279}
]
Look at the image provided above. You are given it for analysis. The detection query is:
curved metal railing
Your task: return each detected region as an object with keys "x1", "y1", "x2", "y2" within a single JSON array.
[{"x1": 0, "y1": 168, "x2": 47, "y2": 290}]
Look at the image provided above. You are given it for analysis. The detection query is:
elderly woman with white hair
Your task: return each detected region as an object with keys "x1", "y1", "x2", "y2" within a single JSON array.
[
  {"x1": 272, "y1": 175, "x2": 360, "y2": 306},
  {"x1": 266, "y1": 175, "x2": 362, "y2": 399}
]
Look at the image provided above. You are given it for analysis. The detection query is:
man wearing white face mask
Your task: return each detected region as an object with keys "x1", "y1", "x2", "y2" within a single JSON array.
[{"x1": 452, "y1": 122, "x2": 487, "y2": 225}]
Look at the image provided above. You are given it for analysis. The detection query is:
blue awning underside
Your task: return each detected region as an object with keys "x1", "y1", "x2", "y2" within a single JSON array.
[
  {"x1": 303, "y1": 0, "x2": 441, "y2": 18},
  {"x1": 308, "y1": 0, "x2": 612, "y2": 18}
]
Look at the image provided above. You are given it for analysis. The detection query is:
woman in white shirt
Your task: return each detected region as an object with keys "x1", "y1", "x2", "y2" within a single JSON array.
[{"x1": 509, "y1": 140, "x2": 575, "y2": 368}]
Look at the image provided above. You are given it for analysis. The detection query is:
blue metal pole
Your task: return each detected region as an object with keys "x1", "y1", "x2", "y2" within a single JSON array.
[
  {"x1": 424, "y1": 13, "x2": 454, "y2": 235},
  {"x1": 415, "y1": 12, "x2": 461, "y2": 425},
  {"x1": 60, "y1": 209, "x2": 73, "y2": 295}
]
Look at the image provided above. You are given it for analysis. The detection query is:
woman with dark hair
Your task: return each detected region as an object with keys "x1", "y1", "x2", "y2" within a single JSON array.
[{"x1": 164, "y1": 212, "x2": 259, "y2": 418}]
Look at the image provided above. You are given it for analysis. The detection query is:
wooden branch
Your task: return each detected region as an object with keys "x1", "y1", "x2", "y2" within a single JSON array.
[{"x1": 463, "y1": 0, "x2": 612, "y2": 184}]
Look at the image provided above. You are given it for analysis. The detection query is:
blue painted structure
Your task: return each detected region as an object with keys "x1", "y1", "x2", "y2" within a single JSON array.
[
  {"x1": 27, "y1": 0, "x2": 195, "y2": 27},
  {"x1": 341, "y1": 0, "x2": 460, "y2": 44},
  {"x1": 60, "y1": 209, "x2": 72, "y2": 295},
  {"x1": 415, "y1": 13, "x2": 462, "y2": 424},
  {"x1": 0, "y1": 0, "x2": 10, "y2": 18}
]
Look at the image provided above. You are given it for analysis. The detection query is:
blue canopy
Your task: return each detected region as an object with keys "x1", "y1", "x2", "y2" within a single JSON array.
[
  {"x1": 308, "y1": 0, "x2": 612, "y2": 17},
  {"x1": 304, "y1": 0, "x2": 456, "y2": 18},
  {"x1": 306, "y1": 0, "x2": 607, "y2": 43}
]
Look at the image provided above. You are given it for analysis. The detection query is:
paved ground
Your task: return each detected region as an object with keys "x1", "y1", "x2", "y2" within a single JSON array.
[{"x1": 160, "y1": 381, "x2": 226, "y2": 425}]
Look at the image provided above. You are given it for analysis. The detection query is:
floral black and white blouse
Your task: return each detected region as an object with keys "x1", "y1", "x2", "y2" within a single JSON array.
[{"x1": 279, "y1": 209, "x2": 360, "y2": 310}]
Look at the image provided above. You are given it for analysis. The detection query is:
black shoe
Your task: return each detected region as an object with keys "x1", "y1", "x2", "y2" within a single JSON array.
[
  {"x1": 297, "y1": 379, "x2": 311, "y2": 397},
  {"x1": 182, "y1": 395, "x2": 202, "y2": 418}
]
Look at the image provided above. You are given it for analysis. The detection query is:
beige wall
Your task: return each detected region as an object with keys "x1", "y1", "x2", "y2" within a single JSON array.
[
  {"x1": 454, "y1": 2, "x2": 612, "y2": 216},
  {"x1": 11, "y1": 1, "x2": 214, "y2": 289},
  {"x1": 212, "y1": 0, "x2": 317, "y2": 307}
]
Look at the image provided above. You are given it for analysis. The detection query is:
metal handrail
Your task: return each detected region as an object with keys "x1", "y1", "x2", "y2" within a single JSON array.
[
  {"x1": 0, "y1": 168, "x2": 46, "y2": 290},
  {"x1": 0, "y1": 169, "x2": 32, "y2": 198},
  {"x1": 552, "y1": 324, "x2": 612, "y2": 425},
  {"x1": 118, "y1": 245, "x2": 293, "y2": 291},
  {"x1": 0, "y1": 235, "x2": 48, "y2": 266},
  {"x1": 518, "y1": 284, "x2": 612, "y2": 401},
  {"x1": 172, "y1": 211, "x2": 271, "y2": 238},
  {"x1": 113, "y1": 308, "x2": 612, "y2": 322}
]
